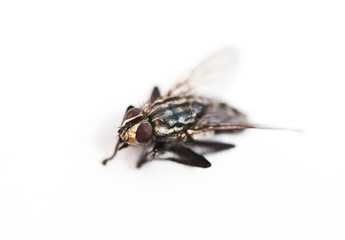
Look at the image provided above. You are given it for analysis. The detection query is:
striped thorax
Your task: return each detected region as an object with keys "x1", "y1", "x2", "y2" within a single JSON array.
[{"x1": 143, "y1": 96, "x2": 206, "y2": 141}]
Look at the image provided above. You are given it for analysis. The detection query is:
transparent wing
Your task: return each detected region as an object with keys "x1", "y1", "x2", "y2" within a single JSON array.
[{"x1": 164, "y1": 48, "x2": 238, "y2": 97}]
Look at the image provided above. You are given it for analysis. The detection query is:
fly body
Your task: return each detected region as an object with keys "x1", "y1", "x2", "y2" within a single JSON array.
[{"x1": 102, "y1": 49, "x2": 273, "y2": 168}]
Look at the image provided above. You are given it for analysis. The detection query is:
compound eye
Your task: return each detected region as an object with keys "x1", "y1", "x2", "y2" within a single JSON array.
[
  {"x1": 135, "y1": 121, "x2": 152, "y2": 144},
  {"x1": 125, "y1": 108, "x2": 141, "y2": 119}
]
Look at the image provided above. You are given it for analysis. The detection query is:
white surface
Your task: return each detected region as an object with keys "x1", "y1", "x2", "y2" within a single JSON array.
[{"x1": 1, "y1": 1, "x2": 345, "y2": 239}]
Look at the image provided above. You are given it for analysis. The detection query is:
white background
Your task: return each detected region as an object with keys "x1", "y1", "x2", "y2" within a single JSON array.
[{"x1": 1, "y1": 1, "x2": 345, "y2": 239}]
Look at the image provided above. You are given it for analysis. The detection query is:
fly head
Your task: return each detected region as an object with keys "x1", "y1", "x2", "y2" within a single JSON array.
[
  {"x1": 102, "y1": 106, "x2": 153, "y2": 165},
  {"x1": 118, "y1": 107, "x2": 153, "y2": 145}
]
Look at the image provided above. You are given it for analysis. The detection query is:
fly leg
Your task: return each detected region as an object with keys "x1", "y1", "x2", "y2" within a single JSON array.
[
  {"x1": 183, "y1": 140, "x2": 235, "y2": 154},
  {"x1": 136, "y1": 150, "x2": 155, "y2": 168},
  {"x1": 160, "y1": 145, "x2": 211, "y2": 168},
  {"x1": 137, "y1": 143, "x2": 212, "y2": 168},
  {"x1": 136, "y1": 143, "x2": 163, "y2": 168}
]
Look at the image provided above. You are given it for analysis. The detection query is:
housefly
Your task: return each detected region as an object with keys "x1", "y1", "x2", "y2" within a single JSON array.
[{"x1": 102, "y1": 49, "x2": 279, "y2": 168}]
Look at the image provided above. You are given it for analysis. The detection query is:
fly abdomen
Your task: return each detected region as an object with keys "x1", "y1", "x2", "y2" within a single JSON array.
[{"x1": 145, "y1": 96, "x2": 205, "y2": 138}]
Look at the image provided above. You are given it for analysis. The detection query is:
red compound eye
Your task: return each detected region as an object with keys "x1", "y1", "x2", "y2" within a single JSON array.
[
  {"x1": 125, "y1": 108, "x2": 141, "y2": 119},
  {"x1": 135, "y1": 121, "x2": 152, "y2": 144}
]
